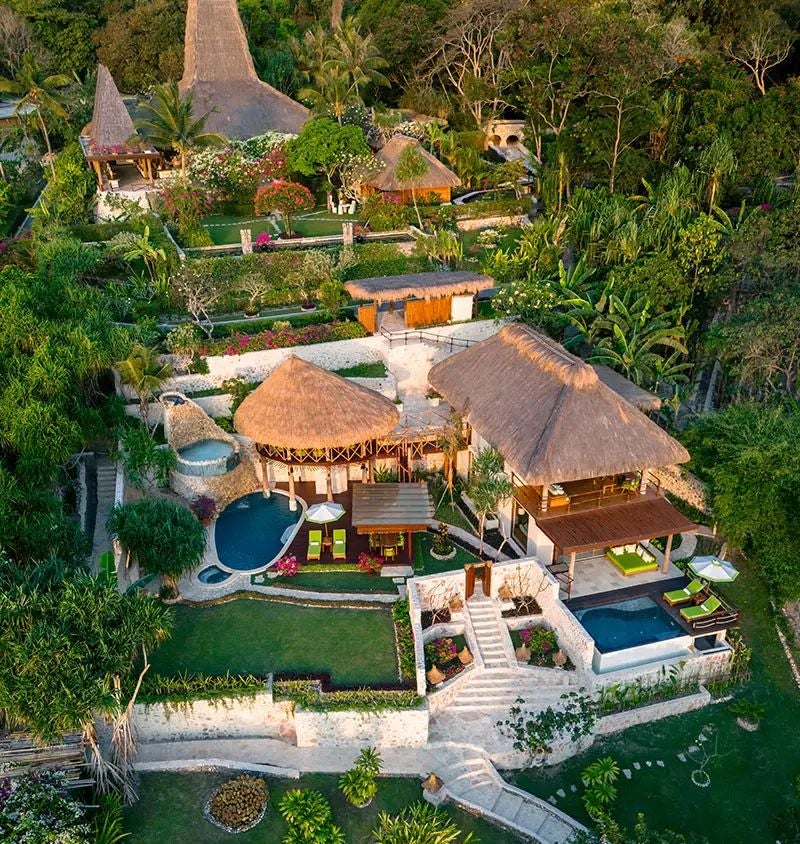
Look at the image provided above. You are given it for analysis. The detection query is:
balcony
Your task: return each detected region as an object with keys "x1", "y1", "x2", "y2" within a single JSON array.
[{"x1": 514, "y1": 475, "x2": 658, "y2": 520}]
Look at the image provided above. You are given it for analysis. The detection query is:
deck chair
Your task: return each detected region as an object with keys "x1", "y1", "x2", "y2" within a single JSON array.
[
  {"x1": 383, "y1": 545, "x2": 396, "y2": 561},
  {"x1": 680, "y1": 595, "x2": 721, "y2": 623},
  {"x1": 307, "y1": 530, "x2": 322, "y2": 561},
  {"x1": 396, "y1": 532, "x2": 405, "y2": 549},
  {"x1": 663, "y1": 579, "x2": 705, "y2": 606},
  {"x1": 332, "y1": 529, "x2": 346, "y2": 560}
]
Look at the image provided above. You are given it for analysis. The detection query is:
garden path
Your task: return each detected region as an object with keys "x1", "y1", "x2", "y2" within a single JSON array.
[{"x1": 90, "y1": 454, "x2": 118, "y2": 572}]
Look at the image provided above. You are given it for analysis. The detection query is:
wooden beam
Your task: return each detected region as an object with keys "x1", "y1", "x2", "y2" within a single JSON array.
[
  {"x1": 260, "y1": 455, "x2": 270, "y2": 497},
  {"x1": 288, "y1": 468, "x2": 297, "y2": 511},
  {"x1": 661, "y1": 533, "x2": 673, "y2": 574},
  {"x1": 326, "y1": 465, "x2": 333, "y2": 501},
  {"x1": 568, "y1": 551, "x2": 576, "y2": 582}
]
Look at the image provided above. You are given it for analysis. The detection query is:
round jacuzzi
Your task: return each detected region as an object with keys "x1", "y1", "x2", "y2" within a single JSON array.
[
  {"x1": 197, "y1": 565, "x2": 232, "y2": 585},
  {"x1": 175, "y1": 438, "x2": 239, "y2": 477}
]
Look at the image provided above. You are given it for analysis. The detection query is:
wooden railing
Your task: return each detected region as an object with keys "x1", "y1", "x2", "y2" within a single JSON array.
[
  {"x1": 690, "y1": 592, "x2": 741, "y2": 630},
  {"x1": 380, "y1": 326, "x2": 478, "y2": 350}
]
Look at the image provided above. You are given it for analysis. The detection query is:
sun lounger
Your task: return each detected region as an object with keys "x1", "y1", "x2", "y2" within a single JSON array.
[
  {"x1": 663, "y1": 579, "x2": 705, "y2": 606},
  {"x1": 307, "y1": 529, "x2": 322, "y2": 561},
  {"x1": 332, "y1": 529, "x2": 346, "y2": 560},
  {"x1": 680, "y1": 595, "x2": 721, "y2": 623}
]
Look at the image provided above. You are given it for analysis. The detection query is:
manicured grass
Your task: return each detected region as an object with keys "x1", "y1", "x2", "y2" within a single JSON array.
[
  {"x1": 201, "y1": 209, "x2": 362, "y2": 245},
  {"x1": 124, "y1": 771, "x2": 522, "y2": 843},
  {"x1": 433, "y1": 491, "x2": 474, "y2": 533},
  {"x1": 460, "y1": 224, "x2": 525, "y2": 253},
  {"x1": 508, "y1": 555, "x2": 800, "y2": 843},
  {"x1": 150, "y1": 600, "x2": 399, "y2": 686},
  {"x1": 414, "y1": 532, "x2": 479, "y2": 575},
  {"x1": 269, "y1": 570, "x2": 399, "y2": 594},
  {"x1": 332, "y1": 361, "x2": 388, "y2": 378}
]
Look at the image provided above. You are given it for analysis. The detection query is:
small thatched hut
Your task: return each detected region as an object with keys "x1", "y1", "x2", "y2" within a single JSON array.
[
  {"x1": 180, "y1": 0, "x2": 309, "y2": 138},
  {"x1": 234, "y1": 355, "x2": 399, "y2": 503},
  {"x1": 428, "y1": 324, "x2": 687, "y2": 487},
  {"x1": 80, "y1": 65, "x2": 160, "y2": 190},
  {"x1": 363, "y1": 135, "x2": 461, "y2": 204},
  {"x1": 346, "y1": 271, "x2": 493, "y2": 331}
]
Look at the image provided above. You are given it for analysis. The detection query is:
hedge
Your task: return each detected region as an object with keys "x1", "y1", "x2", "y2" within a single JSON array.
[{"x1": 199, "y1": 319, "x2": 367, "y2": 356}]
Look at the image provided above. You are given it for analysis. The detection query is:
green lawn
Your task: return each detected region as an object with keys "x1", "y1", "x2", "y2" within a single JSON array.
[
  {"x1": 508, "y1": 555, "x2": 800, "y2": 843},
  {"x1": 333, "y1": 361, "x2": 388, "y2": 378},
  {"x1": 150, "y1": 600, "x2": 399, "y2": 686},
  {"x1": 460, "y1": 224, "x2": 525, "y2": 254},
  {"x1": 201, "y1": 209, "x2": 360, "y2": 245},
  {"x1": 124, "y1": 771, "x2": 523, "y2": 844},
  {"x1": 267, "y1": 570, "x2": 399, "y2": 595},
  {"x1": 414, "y1": 532, "x2": 479, "y2": 575}
]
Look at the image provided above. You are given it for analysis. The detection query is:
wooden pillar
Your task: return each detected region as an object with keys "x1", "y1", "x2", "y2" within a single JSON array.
[
  {"x1": 540, "y1": 484, "x2": 549, "y2": 513},
  {"x1": 661, "y1": 533, "x2": 673, "y2": 574},
  {"x1": 640, "y1": 469, "x2": 650, "y2": 495},
  {"x1": 260, "y1": 455, "x2": 271, "y2": 497},
  {"x1": 568, "y1": 551, "x2": 576, "y2": 582},
  {"x1": 407, "y1": 531, "x2": 412, "y2": 562},
  {"x1": 91, "y1": 159, "x2": 103, "y2": 190},
  {"x1": 288, "y1": 467, "x2": 297, "y2": 511},
  {"x1": 369, "y1": 459, "x2": 375, "y2": 483},
  {"x1": 326, "y1": 465, "x2": 333, "y2": 501}
]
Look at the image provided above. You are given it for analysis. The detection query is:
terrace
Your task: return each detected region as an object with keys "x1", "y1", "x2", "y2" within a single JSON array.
[{"x1": 514, "y1": 474, "x2": 659, "y2": 519}]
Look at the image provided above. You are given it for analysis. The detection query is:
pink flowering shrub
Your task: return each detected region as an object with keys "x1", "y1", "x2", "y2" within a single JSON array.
[
  {"x1": 276, "y1": 554, "x2": 300, "y2": 577},
  {"x1": 201, "y1": 320, "x2": 367, "y2": 357},
  {"x1": 424, "y1": 637, "x2": 458, "y2": 666},
  {"x1": 254, "y1": 231, "x2": 272, "y2": 252},
  {"x1": 519, "y1": 625, "x2": 559, "y2": 666},
  {"x1": 254, "y1": 180, "x2": 314, "y2": 236},
  {"x1": 357, "y1": 551, "x2": 383, "y2": 574}
]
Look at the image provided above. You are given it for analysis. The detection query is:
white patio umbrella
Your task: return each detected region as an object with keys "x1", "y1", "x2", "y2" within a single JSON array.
[
  {"x1": 689, "y1": 556, "x2": 739, "y2": 583},
  {"x1": 305, "y1": 501, "x2": 345, "y2": 537}
]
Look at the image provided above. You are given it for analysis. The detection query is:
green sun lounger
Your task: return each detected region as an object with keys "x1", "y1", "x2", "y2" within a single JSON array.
[
  {"x1": 307, "y1": 530, "x2": 322, "y2": 561},
  {"x1": 332, "y1": 529, "x2": 346, "y2": 560},
  {"x1": 663, "y1": 579, "x2": 705, "y2": 606},
  {"x1": 680, "y1": 595, "x2": 721, "y2": 623}
]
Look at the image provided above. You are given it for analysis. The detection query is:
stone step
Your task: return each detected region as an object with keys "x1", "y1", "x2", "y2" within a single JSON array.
[{"x1": 492, "y1": 789, "x2": 524, "y2": 819}]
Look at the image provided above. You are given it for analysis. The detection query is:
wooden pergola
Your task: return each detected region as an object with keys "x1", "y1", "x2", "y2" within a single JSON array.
[{"x1": 351, "y1": 482, "x2": 434, "y2": 562}]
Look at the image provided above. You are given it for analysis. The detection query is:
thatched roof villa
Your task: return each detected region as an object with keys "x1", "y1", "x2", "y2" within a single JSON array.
[
  {"x1": 428, "y1": 324, "x2": 696, "y2": 589},
  {"x1": 362, "y1": 135, "x2": 461, "y2": 204},
  {"x1": 179, "y1": 0, "x2": 309, "y2": 138}
]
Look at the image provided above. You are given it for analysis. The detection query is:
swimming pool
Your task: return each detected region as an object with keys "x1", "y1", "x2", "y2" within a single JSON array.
[
  {"x1": 574, "y1": 596, "x2": 683, "y2": 653},
  {"x1": 197, "y1": 565, "x2": 232, "y2": 585},
  {"x1": 176, "y1": 438, "x2": 239, "y2": 477},
  {"x1": 214, "y1": 492, "x2": 300, "y2": 572}
]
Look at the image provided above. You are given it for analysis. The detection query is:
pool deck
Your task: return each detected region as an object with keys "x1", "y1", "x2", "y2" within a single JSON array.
[{"x1": 565, "y1": 576, "x2": 739, "y2": 638}]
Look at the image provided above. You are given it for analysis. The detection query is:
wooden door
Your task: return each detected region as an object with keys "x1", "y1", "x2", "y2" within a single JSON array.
[
  {"x1": 357, "y1": 303, "x2": 377, "y2": 334},
  {"x1": 481, "y1": 561, "x2": 493, "y2": 595},
  {"x1": 405, "y1": 296, "x2": 451, "y2": 328},
  {"x1": 464, "y1": 564, "x2": 476, "y2": 600}
]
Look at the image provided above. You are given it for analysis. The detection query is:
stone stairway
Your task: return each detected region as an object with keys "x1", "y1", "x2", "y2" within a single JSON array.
[
  {"x1": 466, "y1": 591, "x2": 512, "y2": 668},
  {"x1": 91, "y1": 455, "x2": 118, "y2": 571},
  {"x1": 444, "y1": 668, "x2": 573, "y2": 712},
  {"x1": 431, "y1": 744, "x2": 584, "y2": 844}
]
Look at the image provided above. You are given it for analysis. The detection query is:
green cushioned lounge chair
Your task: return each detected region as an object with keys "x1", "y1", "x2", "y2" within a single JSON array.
[
  {"x1": 680, "y1": 595, "x2": 721, "y2": 623},
  {"x1": 663, "y1": 579, "x2": 705, "y2": 606},
  {"x1": 307, "y1": 529, "x2": 322, "y2": 561},
  {"x1": 332, "y1": 529, "x2": 346, "y2": 560}
]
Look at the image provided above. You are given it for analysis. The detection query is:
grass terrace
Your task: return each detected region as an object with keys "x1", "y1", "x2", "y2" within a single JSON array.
[
  {"x1": 124, "y1": 771, "x2": 523, "y2": 843},
  {"x1": 413, "y1": 531, "x2": 479, "y2": 575},
  {"x1": 257, "y1": 568, "x2": 399, "y2": 595},
  {"x1": 150, "y1": 599, "x2": 400, "y2": 687},
  {"x1": 201, "y1": 209, "x2": 363, "y2": 245}
]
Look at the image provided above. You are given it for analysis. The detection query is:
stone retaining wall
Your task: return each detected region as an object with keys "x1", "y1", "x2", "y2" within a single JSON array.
[
  {"x1": 596, "y1": 687, "x2": 711, "y2": 736},
  {"x1": 652, "y1": 464, "x2": 709, "y2": 513},
  {"x1": 455, "y1": 214, "x2": 529, "y2": 231},
  {"x1": 294, "y1": 706, "x2": 429, "y2": 748}
]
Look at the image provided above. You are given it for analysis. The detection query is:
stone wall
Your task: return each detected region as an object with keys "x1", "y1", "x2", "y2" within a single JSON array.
[
  {"x1": 596, "y1": 687, "x2": 711, "y2": 736},
  {"x1": 651, "y1": 464, "x2": 709, "y2": 514},
  {"x1": 456, "y1": 214, "x2": 529, "y2": 231},
  {"x1": 294, "y1": 706, "x2": 429, "y2": 748},
  {"x1": 130, "y1": 685, "x2": 295, "y2": 744}
]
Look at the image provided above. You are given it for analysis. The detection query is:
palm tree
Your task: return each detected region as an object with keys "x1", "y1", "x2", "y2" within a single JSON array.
[
  {"x1": 110, "y1": 225, "x2": 169, "y2": 298},
  {"x1": 135, "y1": 81, "x2": 223, "y2": 177},
  {"x1": 0, "y1": 52, "x2": 70, "y2": 179},
  {"x1": 699, "y1": 136, "x2": 737, "y2": 211},
  {"x1": 435, "y1": 410, "x2": 466, "y2": 506},
  {"x1": 468, "y1": 447, "x2": 514, "y2": 556},
  {"x1": 299, "y1": 65, "x2": 354, "y2": 122},
  {"x1": 116, "y1": 344, "x2": 173, "y2": 428},
  {"x1": 395, "y1": 144, "x2": 428, "y2": 229},
  {"x1": 327, "y1": 18, "x2": 388, "y2": 102}
]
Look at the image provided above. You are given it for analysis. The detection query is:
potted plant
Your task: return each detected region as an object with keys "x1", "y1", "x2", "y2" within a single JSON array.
[
  {"x1": 430, "y1": 522, "x2": 455, "y2": 559},
  {"x1": 190, "y1": 494, "x2": 217, "y2": 526},
  {"x1": 300, "y1": 298, "x2": 317, "y2": 311},
  {"x1": 426, "y1": 388, "x2": 442, "y2": 407},
  {"x1": 339, "y1": 747, "x2": 382, "y2": 808}
]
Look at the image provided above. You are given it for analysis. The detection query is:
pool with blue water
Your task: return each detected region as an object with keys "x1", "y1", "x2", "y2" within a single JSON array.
[
  {"x1": 214, "y1": 492, "x2": 300, "y2": 572},
  {"x1": 573, "y1": 596, "x2": 683, "y2": 654}
]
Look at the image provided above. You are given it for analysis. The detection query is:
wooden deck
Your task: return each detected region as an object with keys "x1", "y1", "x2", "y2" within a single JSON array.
[
  {"x1": 515, "y1": 478, "x2": 660, "y2": 519},
  {"x1": 277, "y1": 481, "x2": 415, "y2": 566},
  {"x1": 565, "y1": 576, "x2": 740, "y2": 637}
]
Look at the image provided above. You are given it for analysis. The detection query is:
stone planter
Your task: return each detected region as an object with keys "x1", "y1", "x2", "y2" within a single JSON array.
[{"x1": 430, "y1": 546, "x2": 456, "y2": 561}]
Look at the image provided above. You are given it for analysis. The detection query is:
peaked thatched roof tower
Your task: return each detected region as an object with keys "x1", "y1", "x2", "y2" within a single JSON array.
[
  {"x1": 179, "y1": 0, "x2": 309, "y2": 139},
  {"x1": 85, "y1": 64, "x2": 140, "y2": 152}
]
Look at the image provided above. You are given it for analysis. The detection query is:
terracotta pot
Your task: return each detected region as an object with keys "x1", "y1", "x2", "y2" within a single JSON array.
[
  {"x1": 553, "y1": 649, "x2": 567, "y2": 668},
  {"x1": 448, "y1": 595, "x2": 463, "y2": 612},
  {"x1": 422, "y1": 773, "x2": 444, "y2": 793},
  {"x1": 515, "y1": 645, "x2": 531, "y2": 663},
  {"x1": 498, "y1": 584, "x2": 513, "y2": 600},
  {"x1": 458, "y1": 646, "x2": 474, "y2": 665},
  {"x1": 426, "y1": 665, "x2": 446, "y2": 685}
]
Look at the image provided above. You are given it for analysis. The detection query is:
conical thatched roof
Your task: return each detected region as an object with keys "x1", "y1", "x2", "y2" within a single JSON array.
[
  {"x1": 428, "y1": 324, "x2": 688, "y2": 486},
  {"x1": 85, "y1": 65, "x2": 140, "y2": 152},
  {"x1": 367, "y1": 135, "x2": 461, "y2": 191},
  {"x1": 179, "y1": 0, "x2": 308, "y2": 138},
  {"x1": 234, "y1": 355, "x2": 399, "y2": 449}
]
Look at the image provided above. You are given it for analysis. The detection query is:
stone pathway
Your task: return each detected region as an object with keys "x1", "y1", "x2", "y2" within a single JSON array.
[
  {"x1": 90, "y1": 455, "x2": 117, "y2": 572},
  {"x1": 466, "y1": 591, "x2": 512, "y2": 669}
]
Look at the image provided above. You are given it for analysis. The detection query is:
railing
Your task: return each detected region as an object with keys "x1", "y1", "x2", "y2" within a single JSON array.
[
  {"x1": 547, "y1": 563, "x2": 574, "y2": 600},
  {"x1": 516, "y1": 478, "x2": 660, "y2": 518},
  {"x1": 380, "y1": 326, "x2": 478, "y2": 351},
  {"x1": 691, "y1": 593, "x2": 741, "y2": 631}
]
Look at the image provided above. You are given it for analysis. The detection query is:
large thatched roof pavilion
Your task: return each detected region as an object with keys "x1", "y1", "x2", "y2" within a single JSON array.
[
  {"x1": 363, "y1": 135, "x2": 461, "y2": 203},
  {"x1": 234, "y1": 356, "x2": 399, "y2": 504},
  {"x1": 80, "y1": 65, "x2": 161, "y2": 190},
  {"x1": 179, "y1": 0, "x2": 309, "y2": 138}
]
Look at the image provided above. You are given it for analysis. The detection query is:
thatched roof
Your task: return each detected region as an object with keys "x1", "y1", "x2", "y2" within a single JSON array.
[
  {"x1": 84, "y1": 65, "x2": 141, "y2": 153},
  {"x1": 180, "y1": 0, "x2": 309, "y2": 138},
  {"x1": 594, "y1": 365, "x2": 661, "y2": 412},
  {"x1": 428, "y1": 324, "x2": 689, "y2": 486},
  {"x1": 234, "y1": 355, "x2": 399, "y2": 449},
  {"x1": 345, "y1": 271, "x2": 493, "y2": 304},
  {"x1": 366, "y1": 135, "x2": 461, "y2": 191}
]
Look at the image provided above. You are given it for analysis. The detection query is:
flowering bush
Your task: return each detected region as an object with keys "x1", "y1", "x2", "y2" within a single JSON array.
[
  {"x1": 254, "y1": 180, "x2": 315, "y2": 236},
  {"x1": 519, "y1": 625, "x2": 559, "y2": 666},
  {"x1": 357, "y1": 551, "x2": 383, "y2": 574},
  {"x1": 254, "y1": 231, "x2": 272, "y2": 252},
  {"x1": 234, "y1": 132, "x2": 293, "y2": 158},
  {"x1": 200, "y1": 320, "x2": 367, "y2": 356},
  {"x1": 189, "y1": 144, "x2": 289, "y2": 204},
  {"x1": 276, "y1": 554, "x2": 300, "y2": 577},
  {"x1": 161, "y1": 179, "x2": 214, "y2": 246},
  {"x1": 425, "y1": 637, "x2": 458, "y2": 666},
  {"x1": 491, "y1": 277, "x2": 559, "y2": 327},
  {"x1": 191, "y1": 494, "x2": 218, "y2": 523},
  {"x1": 0, "y1": 770, "x2": 91, "y2": 843},
  {"x1": 476, "y1": 227, "x2": 501, "y2": 248}
]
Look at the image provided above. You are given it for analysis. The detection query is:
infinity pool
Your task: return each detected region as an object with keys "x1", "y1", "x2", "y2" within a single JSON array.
[
  {"x1": 574, "y1": 596, "x2": 683, "y2": 654},
  {"x1": 214, "y1": 492, "x2": 300, "y2": 572}
]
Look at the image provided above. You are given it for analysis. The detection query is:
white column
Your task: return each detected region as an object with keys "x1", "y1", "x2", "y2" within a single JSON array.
[{"x1": 288, "y1": 468, "x2": 297, "y2": 511}]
